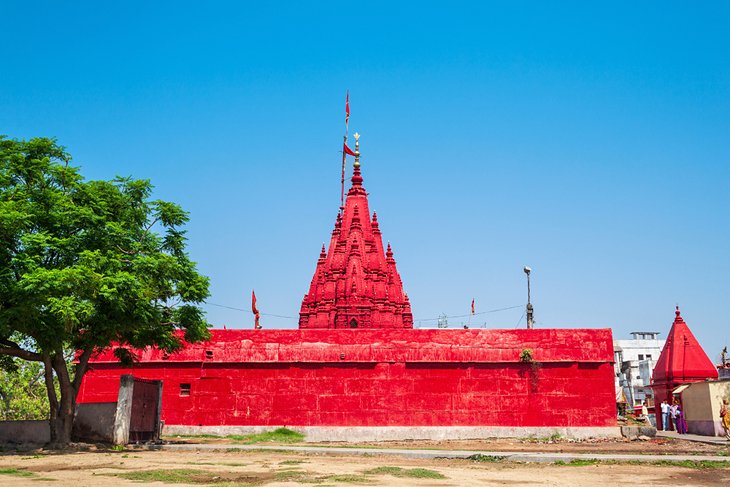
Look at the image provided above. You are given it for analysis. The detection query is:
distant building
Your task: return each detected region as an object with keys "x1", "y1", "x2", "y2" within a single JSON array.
[{"x1": 614, "y1": 331, "x2": 665, "y2": 407}]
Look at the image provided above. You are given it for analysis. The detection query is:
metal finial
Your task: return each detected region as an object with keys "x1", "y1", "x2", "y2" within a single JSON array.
[{"x1": 353, "y1": 132, "x2": 361, "y2": 168}]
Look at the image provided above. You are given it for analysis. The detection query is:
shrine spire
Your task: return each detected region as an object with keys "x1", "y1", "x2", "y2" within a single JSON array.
[{"x1": 300, "y1": 130, "x2": 413, "y2": 329}]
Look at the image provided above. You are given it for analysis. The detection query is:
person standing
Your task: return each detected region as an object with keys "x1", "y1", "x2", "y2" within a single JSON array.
[
  {"x1": 641, "y1": 402, "x2": 650, "y2": 425},
  {"x1": 660, "y1": 400, "x2": 670, "y2": 431},
  {"x1": 721, "y1": 399, "x2": 730, "y2": 440},
  {"x1": 670, "y1": 402, "x2": 679, "y2": 431},
  {"x1": 675, "y1": 404, "x2": 687, "y2": 434}
]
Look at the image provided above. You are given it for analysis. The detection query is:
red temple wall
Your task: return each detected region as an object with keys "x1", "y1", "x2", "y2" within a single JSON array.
[{"x1": 77, "y1": 329, "x2": 616, "y2": 428}]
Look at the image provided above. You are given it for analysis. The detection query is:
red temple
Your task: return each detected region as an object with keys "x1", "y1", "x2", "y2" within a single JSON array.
[
  {"x1": 651, "y1": 306, "x2": 718, "y2": 426},
  {"x1": 77, "y1": 128, "x2": 619, "y2": 441},
  {"x1": 299, "y1": 138, "x2": 412, "y2": 329}
]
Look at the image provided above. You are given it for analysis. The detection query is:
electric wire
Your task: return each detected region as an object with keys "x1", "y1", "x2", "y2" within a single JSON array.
[{"x1": 205, "y1": 302, "x2": 523, "y2": 323}]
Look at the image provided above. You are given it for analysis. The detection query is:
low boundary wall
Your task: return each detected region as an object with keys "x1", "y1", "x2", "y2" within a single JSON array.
[{"x1": 163, "y1": 425, "x2": 622, "y2": 442}]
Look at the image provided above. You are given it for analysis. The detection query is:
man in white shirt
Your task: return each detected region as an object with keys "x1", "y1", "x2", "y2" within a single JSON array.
[{"x1": 660, "y1": 400, "x2": 670, "y2": 430}]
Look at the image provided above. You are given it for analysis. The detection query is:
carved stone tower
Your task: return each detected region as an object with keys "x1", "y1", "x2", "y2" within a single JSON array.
[{"x1": 299, "y1": 135, "x2": 413, "y2": 329}]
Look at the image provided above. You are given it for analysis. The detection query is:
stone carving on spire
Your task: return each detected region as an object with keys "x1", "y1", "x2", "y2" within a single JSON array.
[{"x1": 299, "y1": 136, "x2": 413, "y2": 329}]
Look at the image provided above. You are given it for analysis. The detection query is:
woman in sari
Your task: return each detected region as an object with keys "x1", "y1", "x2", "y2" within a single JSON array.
[{"x1": 721, "y1": 399, "x2": 730, "y2": 440}]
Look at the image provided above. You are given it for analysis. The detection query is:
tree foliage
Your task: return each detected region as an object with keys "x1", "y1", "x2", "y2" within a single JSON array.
[
  {"x1": 0, "y1": 356, "x2": 53, "y2": 420},
  {"x1": 0, "y1": 136, "x2": 210, "y2": 444}
]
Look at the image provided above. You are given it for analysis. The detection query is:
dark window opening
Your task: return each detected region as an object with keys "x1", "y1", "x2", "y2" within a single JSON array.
[
  {"x1": 205, "y1": 350, "x2": 214, "y2": 359},
  {"x1": 349, "y1": 319, "x2": 358, "y2": 328},
  {"x1": 180, "y1": 383, "x2": 191, "y2": 397}
]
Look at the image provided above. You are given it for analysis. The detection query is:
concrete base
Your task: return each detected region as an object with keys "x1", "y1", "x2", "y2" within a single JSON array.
[
  {"x1": 687, "y1": 419, "x2": 726, "y2": 437},
  {"x1": 74, "y1": 402, "x2": 117, "y2": 443},
  {"x1": 163, "y1": 425, "x2": 622, "y2": 442},
  {"x1": 620, "y1": 426, "x2": 656, "y2": 439},
  {"x1": 0, "y1": 420, "x2": 50, "y2": 446}
]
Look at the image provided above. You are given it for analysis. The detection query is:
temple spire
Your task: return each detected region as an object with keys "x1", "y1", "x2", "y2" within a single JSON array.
[{"x1": 299, "y1": 131, "x2": 412, "y2": 329}]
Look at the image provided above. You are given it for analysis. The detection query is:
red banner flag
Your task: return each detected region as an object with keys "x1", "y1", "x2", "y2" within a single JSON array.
[
  {"x1": 345, "y1": 91, "x2": 350, "y2": 127},
  {"x1": 344, "y1": 142, "x2": 356, "y2": 156},
  {"x1": 471, "y1": 298, "x2": 475, "y2": 315},
  {"x1": 252, "y1": 290, "x2": 259, "y2": 315}
]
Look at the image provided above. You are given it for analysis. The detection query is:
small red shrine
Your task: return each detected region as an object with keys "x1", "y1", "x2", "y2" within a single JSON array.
[
  {"x1": 651, "y1": 306, "x2": 718, "y2": 426},
  {"x1": 299, "y1": 137, "x2": 412, "y2": 329}
]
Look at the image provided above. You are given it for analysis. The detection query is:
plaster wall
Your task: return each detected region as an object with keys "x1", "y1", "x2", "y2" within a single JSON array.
[
  {"x1": 78, "y1": 329, "x2": 617, "y2": 431},
  {"x1": 0, "y1": 420, "x2": 49, "y2": 446},
  {"x1": 681, "y1": 380, "x2": 730, "y2": 436}
]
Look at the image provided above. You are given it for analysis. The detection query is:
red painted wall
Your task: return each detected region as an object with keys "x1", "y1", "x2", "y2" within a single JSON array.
[{"x1": 77, "y1": 329, "x2": 616, "y2": 428}]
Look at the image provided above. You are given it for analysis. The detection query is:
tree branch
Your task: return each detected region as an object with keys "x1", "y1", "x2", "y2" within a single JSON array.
[
  {"x1": 0, "y1": 340, "x2": 42, "y2": 361},
  {"x1": 72, "y1": 348, "x2": 93, "y2": 392}
]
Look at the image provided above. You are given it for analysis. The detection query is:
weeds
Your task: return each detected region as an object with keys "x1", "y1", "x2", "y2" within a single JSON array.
[
  {"x1": 0, "y1": 468, "x2": 36, "y2": 477},
  {"x1": 363, "y1": 466, "x2": 446, "y2": 479},
  {"x1": 467, "y1": 454, "x2": 506, "y2": 462}
]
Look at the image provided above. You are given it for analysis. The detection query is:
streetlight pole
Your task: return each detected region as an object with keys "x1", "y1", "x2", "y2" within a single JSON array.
[{"x1": 524, "y1": 266, "x2": 534, "y2": 329}]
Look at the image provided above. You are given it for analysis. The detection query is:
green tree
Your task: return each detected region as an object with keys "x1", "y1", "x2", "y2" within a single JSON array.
[
  {"x1": 0, "y1": 136, "x2": 210, "y2": 446},
  {"x1": 0, "y1": 354, "x2": 53, "y2": 420}
]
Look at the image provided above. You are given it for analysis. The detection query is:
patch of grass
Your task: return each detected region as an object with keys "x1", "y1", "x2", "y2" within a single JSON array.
[
  {"x1": 229, "y1": 427, "x2": 305, "y2": 444},
  {"x1": 324, "y1": 474, "x2": 373, "y2": 484},
  {"x1": 554, "y1": 459, "x2": 600, "y2": 466},
  {"x1": 110, "y1": 468, "x2": 269, "y2": 485},
  {"x1": 114, "y1": 469, "x2": 206, "y2": 483},
  {"x1": 110, "y1": 444, "x2": 124, "y2": 452},
  {"x1": 279, "y1": 460, "x2": 307, "y2": 465},
  {"x1": 274, "y1": 469, "x2": 310, "y2": 481},
  {"x1": 0, "y1": 468, "x2": 36, "y2": 477},
  {"x1": 363, "y1": 466, "x2": 446, "y2": 479},
  {"x1": 467, "y1": 454, "x2": 505, "y2": 462}
]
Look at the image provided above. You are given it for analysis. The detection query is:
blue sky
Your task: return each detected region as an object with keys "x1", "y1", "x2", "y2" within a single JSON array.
[{"x1": 2, "y1": 2, "x2": 728, "y2": 358}]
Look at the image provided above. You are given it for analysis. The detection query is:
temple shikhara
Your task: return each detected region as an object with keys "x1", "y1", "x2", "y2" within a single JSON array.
[
  {"x1": 299, "y1": 137, "x2": 412, "y2": 329},
  {"x1": 77, "y1": 107, "x2": 620, "y2": 441},
  {"x1": 651, "y1": 306, "x2": 719, "y2": 424}
]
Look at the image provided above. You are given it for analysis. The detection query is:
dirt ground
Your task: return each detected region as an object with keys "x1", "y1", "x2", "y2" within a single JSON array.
[
  {"x1": 1, "y1": 446, "x2": 730, "y2": 487},
  {"x1": 172, "y1": 435, "x2": 730, "y2": 456}
]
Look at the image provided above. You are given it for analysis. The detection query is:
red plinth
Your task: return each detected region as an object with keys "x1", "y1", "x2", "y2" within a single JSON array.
[{"x1": 78, "y1": 328, "x2": 617, "y2": 428}]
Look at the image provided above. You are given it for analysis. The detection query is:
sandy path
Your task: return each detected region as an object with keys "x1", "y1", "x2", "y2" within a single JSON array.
[{"x1": 1, "y1": 449, "x2": 728, "y2": 486}]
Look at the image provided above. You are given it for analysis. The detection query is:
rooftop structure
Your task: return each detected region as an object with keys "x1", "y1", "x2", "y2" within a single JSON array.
[{"x1": 614, "y1": 331, "x2": 665, "y2": 407}]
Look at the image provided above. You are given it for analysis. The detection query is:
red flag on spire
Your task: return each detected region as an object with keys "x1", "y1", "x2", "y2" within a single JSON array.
[
  {"x1": 252, "y1": 290, "x2": 261, "y2": 329},
  {"x1": 345, "y1": 91, "x2": 350, "y2": 127},
  {"x1": 343, "y1": 142, "x2": 356, "y2": 156},
  {"x1": 471, "y1": 298, "x2": 475, "y2": 315}
]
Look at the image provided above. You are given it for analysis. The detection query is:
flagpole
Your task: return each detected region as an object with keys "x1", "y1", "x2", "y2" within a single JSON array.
[
  {"x1": 341, "y1": 134, "x2": 347, "y2": 210},
  {"x1": 341, "y1": 91, "x2": 350, "y2": 211}
]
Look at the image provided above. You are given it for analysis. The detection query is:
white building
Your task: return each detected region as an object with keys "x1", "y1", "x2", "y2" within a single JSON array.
[{"x1": 614, "y1": 331, "x2": 665, "y2": 408}]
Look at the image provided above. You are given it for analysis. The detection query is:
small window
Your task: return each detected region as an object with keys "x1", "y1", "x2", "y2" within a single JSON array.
[
  {"x1": 349, "y1": 319, "x2": 358, "y2": 328},
  {"x1": 646, "y1": 354, "x2": 652, "y2": 360},
  {"x1": 180, "y1": 383, "x2": 191, "y2": 397},
  {"x1": 205, "y1": 350, "x2": 214, "y2": 359},
  {"x1": 638, "y1": 354, "x2": 644, "y2": 360}
]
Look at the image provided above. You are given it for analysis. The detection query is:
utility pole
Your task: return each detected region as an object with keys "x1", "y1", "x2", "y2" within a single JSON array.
[{"x1": 524, "y1": 266, "x2": 534, "y2": 329}]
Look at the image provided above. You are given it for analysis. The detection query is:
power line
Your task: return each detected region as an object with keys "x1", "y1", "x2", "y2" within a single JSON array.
[{"x1": 206, "y1": 301, "x2": 522, "y2": 324}]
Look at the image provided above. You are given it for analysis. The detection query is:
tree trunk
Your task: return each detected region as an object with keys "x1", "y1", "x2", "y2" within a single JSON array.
[
  {"x1": 42, "y1": 353, "x2": 60, "y2": 445},
  {"x1": 45, "y1": 351, "x2": 78, "y2": 448}
]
